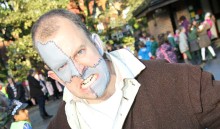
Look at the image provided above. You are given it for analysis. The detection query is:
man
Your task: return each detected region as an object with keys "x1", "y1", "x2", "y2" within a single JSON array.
[{"x1": 31, "y1": 9, "x2": 220, "y2": 129}]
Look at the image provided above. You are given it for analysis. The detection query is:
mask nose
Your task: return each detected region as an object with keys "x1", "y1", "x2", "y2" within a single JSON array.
[{"x1": 70, "y1": 60, "x2": 85, "y2": 78}]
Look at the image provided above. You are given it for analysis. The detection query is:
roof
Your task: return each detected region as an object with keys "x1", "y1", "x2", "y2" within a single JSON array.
[{"x1": 133, "y1": 0, "x2": 179, "y2": 18}]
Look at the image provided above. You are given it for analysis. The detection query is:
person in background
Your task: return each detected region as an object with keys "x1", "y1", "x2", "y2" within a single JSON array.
[
  {"x1": 204, "y1": 12, "x2": 213, "y2": 40},
  {"x1": 208, "y1": 13, "x2": 218, "y2": 40},
  {"x1": 138, "y1": 32, "x2": 148, "y2": 44},
  {"x1": 150, "y1": 36, "x2": 158, "y2": 59},
  {"x1": 174, "y1": 29, "x2": 180, "y2": 45},
  {"x1": 174, "y1": 29, "x2": 183, "y2": 61},
  {"x1": 138, "y1": 41, "x2": 151, "y2": 60},
  {"x1": 179, "y1": 26, "x2": 192, "y2": 64},
  {"x1": 0, "y1": 91, "x2": 14, "y2": 129},
  {"x1": 47, "y1": 77, "x2": 60, "y2": 100},
  {"x1": 198, "y1": 17, "x2": 216, "y2": 62},
  {"x1": 188, "y1": 20, "x2": 201, "y2": 64},
  {"x1": 27, "y1": 69, "x2": 52, "y2": 120},
  {"x1": 10, "y1": 100, "x2": 32, "y2": 129},
  {"x1": 31, "y1": 9, "x2": 220, "y2": 129},
  {"x1": 167, "y1": 31, "x2": 178, "y2": 49},
  {"x1": 179, "y1": 15, "x2": 190, "y2": 34},
  {"x1": 156, "y1": 33, "x2": 177, "y2": 63},
  {"x1": 6, "y1": 77, "x2": 26, "y2": 103}
]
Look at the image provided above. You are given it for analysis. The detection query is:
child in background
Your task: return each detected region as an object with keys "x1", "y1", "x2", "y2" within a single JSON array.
[
  {"x1": 167, "y1": 31, "x2": 178, "y2": 49},
  {"x1": 10, "y1": 100, "x2": 32, "y2": 129},
  {"x1": 156, "y1": 33, "x2": 177, "y2": 63},
  {"x1": 188, "y1": 20, "x2": 201, "y2": 64},
  {"x1": 138, "y1": 41, "x2": 151, "y2": 60},
  {"x1": 179, "y1": 26, "x2": 192, "y2": 64},
  {"x1": 174, "y1": 29, "x2": 180, "y2": 45},
  {"x1": 150, "y1": 36, "x2": 158, "y2": 59}
]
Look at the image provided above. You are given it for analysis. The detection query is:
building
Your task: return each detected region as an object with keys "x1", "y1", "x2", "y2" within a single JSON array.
[{"x1": 133, "y1": 0, "x2": 220, "y2": 40}]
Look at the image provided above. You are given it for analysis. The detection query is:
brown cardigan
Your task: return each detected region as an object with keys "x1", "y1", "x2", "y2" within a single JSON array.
[{"x1": 47, "y1": 60, "x2": 220, "y2": 129}]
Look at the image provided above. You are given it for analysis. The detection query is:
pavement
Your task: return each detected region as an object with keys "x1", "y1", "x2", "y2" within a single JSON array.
[
  {"x1": 202, "y1": 39, "x2": 220, "y2": 80},
  {"x1": 28, "y1": 40, "x2": 220, "y2": 129}
]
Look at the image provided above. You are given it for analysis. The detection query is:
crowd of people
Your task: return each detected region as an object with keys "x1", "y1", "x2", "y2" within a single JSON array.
[
  {"x1": 135, "y1": 12, "x2": 217, "y2": 65},
  {"x1": 0, "y1": 68, "x2": 64, "y2": 129}
]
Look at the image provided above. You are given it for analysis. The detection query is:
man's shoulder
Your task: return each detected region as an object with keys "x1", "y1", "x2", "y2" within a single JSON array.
[{"x1": 138, "y1": 59, "x2": 201, "y2": 76}]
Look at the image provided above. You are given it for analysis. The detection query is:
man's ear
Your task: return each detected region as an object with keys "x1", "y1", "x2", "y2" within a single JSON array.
[
  {"x1": 91, "y1": 33, "x2": 104, "y2": 56},
  {"x1": 48, "y1": 71, "x2": 61, "y2": 82}
]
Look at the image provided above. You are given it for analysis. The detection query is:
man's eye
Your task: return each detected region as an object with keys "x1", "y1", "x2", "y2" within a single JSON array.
[
  {"x1": 58, "y1": 63, "x2": 67, "y2": 71},
  {"x1": 77, "y1": 49, "x2": 85, "y2": 56}
]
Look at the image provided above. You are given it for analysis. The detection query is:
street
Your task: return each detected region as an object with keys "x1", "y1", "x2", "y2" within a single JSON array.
[{"x1": 29, "y1": 99, "x2": 62, "y2": 129}]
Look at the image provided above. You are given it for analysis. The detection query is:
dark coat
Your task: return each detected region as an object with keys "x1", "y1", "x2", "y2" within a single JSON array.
[
  {"x1": 6, "y1": 83, "x2": 26, "y2": 103},
  {"x1": 47, "y1": 60, "x2": 220, "y2": 129},
  {"x1": 27, "y1": 75, "x2": 44, "y2": 98}
]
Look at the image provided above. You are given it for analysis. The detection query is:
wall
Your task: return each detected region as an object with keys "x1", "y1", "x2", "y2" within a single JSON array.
[
  {"x1": 147, "y1": 9, "x2": 173, "y2": 39},
  {"x1": 146, "y1": 1, "x2": 190, "y2": 40}
]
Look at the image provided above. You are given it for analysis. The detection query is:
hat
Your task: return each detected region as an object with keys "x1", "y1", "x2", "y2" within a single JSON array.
[{"x1": 11, "y1": 100, "x2": 28, "y2": 116}]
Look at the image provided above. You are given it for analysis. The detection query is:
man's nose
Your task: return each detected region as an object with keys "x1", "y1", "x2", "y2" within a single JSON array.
[{"x1": 73, "y1": 61, "x2": 86, "y2": 75}]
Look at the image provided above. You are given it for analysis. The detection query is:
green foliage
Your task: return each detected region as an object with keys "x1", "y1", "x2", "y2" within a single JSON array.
[
  {"x1": 108, "y1": 40, "x2": 114, "y2": 45},
  {"x1": 122, "y1": 36, "x2": 135, "y2": 45},
  {"x1": 109, "y1": 0, "x2": 145, "y2": 28},
  {"x1": 6, "y1": 35, "x2": 42, "y2": 81},
  {"x1": 121, "y1": 36, "x2": 135, "y2": 53},
  {"x1": 0, "y1": 0, "x2": 68, "y2": 81}
]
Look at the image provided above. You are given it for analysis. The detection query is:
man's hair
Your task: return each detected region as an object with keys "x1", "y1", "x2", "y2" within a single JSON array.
[{"x1": 31, "y1": 9, "x2": 91, "y2": 45}]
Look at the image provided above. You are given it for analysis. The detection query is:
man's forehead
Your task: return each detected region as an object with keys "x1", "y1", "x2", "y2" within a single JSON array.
[{"x1": 36, "y1": 17, "x2": 94, "y2": 57}]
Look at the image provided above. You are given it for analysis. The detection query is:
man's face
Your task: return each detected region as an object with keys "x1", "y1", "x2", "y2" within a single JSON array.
[{"x1": 36, "y1": 18, "x2": 110, "y2": 99}]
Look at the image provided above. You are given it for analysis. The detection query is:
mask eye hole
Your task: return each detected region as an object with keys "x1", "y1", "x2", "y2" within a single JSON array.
[
  {"x1": 58, "y1": 62, "x2": 67, "y2": 71},
  {"x1": 74, "y1": 48, "x2": 86, "y2": 60}
]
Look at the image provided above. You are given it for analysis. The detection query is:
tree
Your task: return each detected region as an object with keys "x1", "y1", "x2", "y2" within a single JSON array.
[{"x1": 0, "y1": 0, "x2": 68, "y2": 81}]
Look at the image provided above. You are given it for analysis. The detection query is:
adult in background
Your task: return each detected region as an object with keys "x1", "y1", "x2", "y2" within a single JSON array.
[
  {"x1": 6, "y1": 77, "x2": 26, "y2": 103},
  {"x1": 27, "y1": 69, "x2": 52, "y2": 120},
  {"x1": 198, "y1": 17, "x2": 216, "y2": 62}
]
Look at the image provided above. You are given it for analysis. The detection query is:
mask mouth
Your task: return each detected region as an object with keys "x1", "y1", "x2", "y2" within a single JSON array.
[{"x1": 81, "y1": 74, "x2": 98, "y2": 89}]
